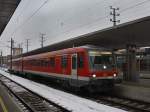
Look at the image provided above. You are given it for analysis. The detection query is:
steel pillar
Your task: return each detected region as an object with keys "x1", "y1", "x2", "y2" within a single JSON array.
[{"x1": 123, "y1": 44, "x2": 139, "y2": 82}]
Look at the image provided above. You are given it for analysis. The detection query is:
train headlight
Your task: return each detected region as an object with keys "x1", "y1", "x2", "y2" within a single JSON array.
[
  {"x1": 113, "y1": 73, "x2": 117, "y2": 77},
  {"x1": 92, "y1": 74, "x2": 96, "y2": 78},
  {"x1": 103, "y1": 65, "x2": 107, "y2": 69}
]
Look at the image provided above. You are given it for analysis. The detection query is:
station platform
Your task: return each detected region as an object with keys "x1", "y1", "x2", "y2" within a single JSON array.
[
  {"x1": 114, "y1": 79, "x2": 150, "y2": 103},
  {"x1": 140, "y1": 71, "x2": 150, "y2": 79},
  {"x1": 0, "y1": 69, "x2": 126, "y2": 112},
  {"x1": 0, "y1": 83, "x2": 23, "y2": 112}
]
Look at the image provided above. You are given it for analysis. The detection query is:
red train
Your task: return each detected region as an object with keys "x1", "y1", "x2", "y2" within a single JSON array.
[{"x1": 10, "y1": 46, "x2": 118, "y2": 92}]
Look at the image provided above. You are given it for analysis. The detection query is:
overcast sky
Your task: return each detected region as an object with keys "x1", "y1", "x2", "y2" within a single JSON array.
[{"x1": 1, "y1": 0, "x2": 150, "y2": 55}]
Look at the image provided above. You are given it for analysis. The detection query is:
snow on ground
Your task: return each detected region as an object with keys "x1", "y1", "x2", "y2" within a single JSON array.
[{"x1": 0, "y1": 70, "x2": 127, "y2": 112}]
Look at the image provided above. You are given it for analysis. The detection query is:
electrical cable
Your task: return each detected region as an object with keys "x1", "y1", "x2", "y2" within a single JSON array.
[
  {"x1": 11, "y1": 0, "x2": 49, "y2": 36},
  {"x1": 120, "y1": 0, "x2": 150, "y2": 13}
]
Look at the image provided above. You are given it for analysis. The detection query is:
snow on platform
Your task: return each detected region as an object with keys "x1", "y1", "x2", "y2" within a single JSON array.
[{"x1": 0, "y1": 70, "x2": 126, "y2": 112}]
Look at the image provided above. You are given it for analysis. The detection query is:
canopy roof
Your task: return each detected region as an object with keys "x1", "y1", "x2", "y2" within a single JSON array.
[
  {"x1": 0, "y1": 0, "x2": 20, "y2": 36},
  {"x1": 21, "y1": 16, "x2": 150, "y2": 57}
]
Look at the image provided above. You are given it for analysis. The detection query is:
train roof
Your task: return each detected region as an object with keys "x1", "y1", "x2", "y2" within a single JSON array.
[
  {"x1": 13, "y1": 45, "x2": 111, "y2": 59},
  {"x1": 75, "y1": 45, "x2": 111, "y2": 51}
]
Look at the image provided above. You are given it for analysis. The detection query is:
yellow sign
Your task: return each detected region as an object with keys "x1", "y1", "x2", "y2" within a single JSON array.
[{"x1": 0, "y1": 96, "x2": 8, "y2": 112}]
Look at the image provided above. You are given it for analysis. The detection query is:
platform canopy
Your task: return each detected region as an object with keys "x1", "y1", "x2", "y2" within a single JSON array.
[
  {"x1": 22, "y1": 16, "x2": 150, "y2": 56},
  {"x1": 0, "y1": 0, "x2": 20, "y2": 36}
]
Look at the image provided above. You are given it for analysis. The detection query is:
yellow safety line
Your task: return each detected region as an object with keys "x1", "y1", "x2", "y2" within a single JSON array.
[{"x1": 0, "y1": 96, "x2": 8, "y2": 112}]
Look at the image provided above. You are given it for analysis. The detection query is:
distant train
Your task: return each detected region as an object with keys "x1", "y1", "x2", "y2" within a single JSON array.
[{"x1": 10, "y1": 46, "x2": 118, "y2": 92}]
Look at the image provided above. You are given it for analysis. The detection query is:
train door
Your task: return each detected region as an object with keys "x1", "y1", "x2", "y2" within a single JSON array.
[{"x1": 71, "y1": 54, "x2": 78, "y2": 79}]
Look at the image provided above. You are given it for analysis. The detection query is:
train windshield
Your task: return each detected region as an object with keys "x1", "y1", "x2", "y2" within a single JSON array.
[{"x1": 89, "y1": 51, "x2": 113, "y2": 70}]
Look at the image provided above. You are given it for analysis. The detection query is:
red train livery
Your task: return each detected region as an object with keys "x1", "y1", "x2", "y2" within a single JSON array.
[{"x1": 11, "y1": 46, "x2": 118, "y2": 92}]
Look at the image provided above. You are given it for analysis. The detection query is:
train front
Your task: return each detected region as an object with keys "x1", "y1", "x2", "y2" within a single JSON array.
[{"x1": 88, "y1": 50, "x2": 118, "y2": 92}]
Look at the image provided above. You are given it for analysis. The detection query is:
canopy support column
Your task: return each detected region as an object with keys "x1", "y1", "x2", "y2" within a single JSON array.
[{"x1": 124, "y1": 44, "x2": 139, "y2": 82}]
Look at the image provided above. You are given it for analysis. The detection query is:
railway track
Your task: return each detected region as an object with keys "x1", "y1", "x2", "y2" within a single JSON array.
[
  {"x1": 0, "y1": 74, "x2": 70, "y2": 112},
  {"x1": 2, "y1": 72, "x2": 150, "y2": 112},
  {"x1": 92, "y1": 96, "x2": 150, "y2": 112},
  {"x1": 87, "y1": 94, "x2": 150, "y2": 112},
  {"x1": 30, "y1": 75, "x2": 150, "y2": 112},
  {"x1": 28, "y1": 75, "x2": 150, "y2": 112}
]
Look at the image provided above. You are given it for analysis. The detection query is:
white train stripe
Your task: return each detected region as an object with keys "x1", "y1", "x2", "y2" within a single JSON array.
[{"x1": 23, "y1": 69, "x2": 115, "y2": 81}]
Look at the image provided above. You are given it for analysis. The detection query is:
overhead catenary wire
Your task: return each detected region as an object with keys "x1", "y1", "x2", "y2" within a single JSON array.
[
  {"x1": 12, "y1": 0, "x2": 150, "y2": 36},
  {"x1": 8, "y1": 0, "x2": 150, "y2": 51},
  {"x1": 11, "y1": 0, "x2": 150, "y2": 37},
  {"x1": 51, "y1": 0, "x2": 150, "y2": 38},
  {"x1": 11, "y1": 0, "x2": 49, "y2": 37},
  {"x1": 120, "y1": 0, "x2": 150, "y2": 13}
]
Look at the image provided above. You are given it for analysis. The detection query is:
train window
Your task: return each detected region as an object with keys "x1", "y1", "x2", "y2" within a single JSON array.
[
  {"x1": 41, "y1": 60, "x2": 47, "y2": 67},
  {"x1": 50, "y1": 57, "x2": 55, "y2": 67},
  {"x1": 41, "y1": 60, "x2": 44, "y2": 66},
  {"x1": 33, "y1": 60, "x2": 37, "y2": 66},
  {"x1": 78, "y1": 55, "x2": 84, "y2": 68},
  {"x1": 72, "y1": 56, "x2": 77, "y2": 69},
  {"x1": 36, "y1": 60, "x2": 40, "y2": 66},
  {"x1": 29, "y1": 60, "x2": 32, "y2": 66},
  {"x1": 89, "y1": 55, "x2": 113, "y2": 70},
  {"x1": 35, "y1": 60, "x2": 39, "y2": 66},
  {"x1": 32, "y1": 60, "x2": 35, "y2": 66},
  {"x1": 43, "y1": 60, "x2": 48, "y2": 67},
  {"x1": 44, "y1": 61, "x2": 49, "y2": 67},
  {"x1": 61, "y1": 56, "x2": 68, "y2": 68}
]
